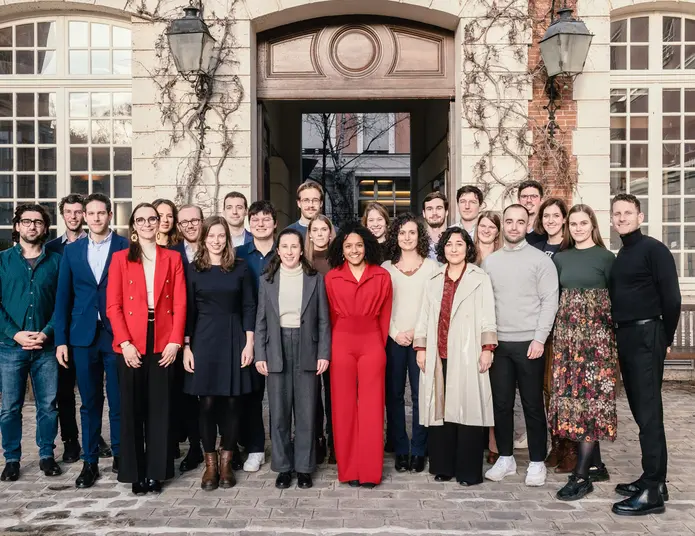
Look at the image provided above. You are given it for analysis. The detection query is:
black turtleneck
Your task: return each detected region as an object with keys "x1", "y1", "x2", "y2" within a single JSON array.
[{"x1": 608, "y1": 229, "x2": 681, "y2": 345}]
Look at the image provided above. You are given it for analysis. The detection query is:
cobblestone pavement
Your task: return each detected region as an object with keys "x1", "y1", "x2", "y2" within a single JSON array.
[{"x1": 1, "y1": 383, "x2": 694, "y2": 536}]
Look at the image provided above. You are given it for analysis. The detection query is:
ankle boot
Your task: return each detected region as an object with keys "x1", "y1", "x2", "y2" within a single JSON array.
[
  {"x1": 555, "y1": 440, "x2": 578, "y2": 474},
  {"x1": 218, "y1": 450, "x2": 236, "y2": 489},
  {"x1": 545, "y1": 434, "x2": 562, "y2": 468},
  {"x1": 201, "y1": 452, "x2": 219, "y2": 491}
]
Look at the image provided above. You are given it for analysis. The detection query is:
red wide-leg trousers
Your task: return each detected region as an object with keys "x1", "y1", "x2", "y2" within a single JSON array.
[{"x1": 330, "y1": 327, "x2": 386, "y2": 484}]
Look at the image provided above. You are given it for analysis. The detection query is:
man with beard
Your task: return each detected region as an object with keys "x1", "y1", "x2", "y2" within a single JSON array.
[
  {"x1": 54, "y1": 193, "x2": 128, "y2": 488},
  {"x1": 0, "y1": 204, "x2": 63, "y2": 481},
  {"x1": 422, "y1": 192, "x2": 448, "y2": 261},
  {"x1": 481, "y1": 204, "x2": 558, "y2": 487},
  {"x1": 517, "y1": 180, "x2": 545, "y2": 246}
]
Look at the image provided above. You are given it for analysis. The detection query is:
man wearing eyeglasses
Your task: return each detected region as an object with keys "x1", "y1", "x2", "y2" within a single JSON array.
[
  {"x1": 518, "y1": 180, "x2": 545, "y2": 246},
  {"x1": 0, "y1": 204, "x2": 63, "y2": 482},
  {"x1": 54, "y1": 193, "x2": 128, "y2": 489},
  {"x1": 288, "y1": 181, "x2": 324, "y2": 237}
]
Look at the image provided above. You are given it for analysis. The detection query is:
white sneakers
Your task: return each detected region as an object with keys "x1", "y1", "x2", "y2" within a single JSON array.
[
  {"x1": 485, "y1": 456, "x2": 517, "y2": 481},
  {"x1": 525, "y1": 461, "x2": 547, "y2": 487},
  {"x1": 243, "y1": 452, "x2": 265, "y2": 472}
]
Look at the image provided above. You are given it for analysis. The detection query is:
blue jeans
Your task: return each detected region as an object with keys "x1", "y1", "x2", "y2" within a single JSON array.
[
  {"x1": 385, "y1": 337, "x2": 427, "y2": 456},
  {"x1": 0, "y1": 343, "x2": 58, "y2": 462}
]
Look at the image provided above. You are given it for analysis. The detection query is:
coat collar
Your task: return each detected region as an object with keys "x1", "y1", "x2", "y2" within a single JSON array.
[{"x1": 430, "y1": 263, "x2": 484, "y2": 317}]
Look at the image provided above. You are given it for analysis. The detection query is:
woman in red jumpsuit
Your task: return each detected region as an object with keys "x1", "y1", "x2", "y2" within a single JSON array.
[{"x1": 325, "y1": 222, "x2": 392, "y2": 488}]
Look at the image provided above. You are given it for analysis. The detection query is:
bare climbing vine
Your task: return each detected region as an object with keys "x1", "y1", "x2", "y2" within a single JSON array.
[{"x1": 125, "y1": 0, "x2": 243, "y2": 211}]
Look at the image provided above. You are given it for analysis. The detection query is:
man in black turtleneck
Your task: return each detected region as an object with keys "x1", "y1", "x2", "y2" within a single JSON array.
[{"x1": 608, "y1": 194, "x2": 681, "y2": 516}]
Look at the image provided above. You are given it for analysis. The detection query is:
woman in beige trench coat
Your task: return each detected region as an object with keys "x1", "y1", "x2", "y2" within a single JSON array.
[{"x1": 414, "y1": 227, "x2": 497, "y2": 486}]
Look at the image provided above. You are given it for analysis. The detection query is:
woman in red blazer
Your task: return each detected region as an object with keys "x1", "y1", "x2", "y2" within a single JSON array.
[{"x1": 106, "y1": 202, "x2": 186, "y2": 495}]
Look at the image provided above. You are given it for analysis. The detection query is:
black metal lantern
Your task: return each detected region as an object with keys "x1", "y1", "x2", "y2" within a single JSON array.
[{"x1": 166, "y1": 6, "x2": 216, "y2": 76}]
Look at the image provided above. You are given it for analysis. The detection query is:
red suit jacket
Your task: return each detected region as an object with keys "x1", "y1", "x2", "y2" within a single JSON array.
[{"x1": 106, "y1": 247, "x2": 187, "y2": 354}]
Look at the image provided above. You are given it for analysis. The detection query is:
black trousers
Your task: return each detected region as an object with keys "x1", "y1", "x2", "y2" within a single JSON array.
[
  {"x1": 171, "y1": 354, "x2": 200, "y2": 452},
  {"x1": 237, "y1": 376, "x2": 266, "y2": 453},
  {"x1": 428, "y1": 360, "x2": 486, "y2": 483},
  {"x1": 117, "y1": 318, "x2": 175, "y2": 483},
  {"x1": 315, "y1": 368, "x2": 333, "y2": 445},
  {"x1": 616, "y1": 320, "x2": 668, "y2": 488},
  {"x1": 56, "y1": 352, "x2": 79, "y2": 443},
  {"x1": 489, "y1": 341, "x2": 547, "y2": 461}
]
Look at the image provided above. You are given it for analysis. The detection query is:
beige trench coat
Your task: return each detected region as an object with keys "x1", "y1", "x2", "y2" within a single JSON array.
[{"x1": 414, "y1": 263, "x2": 497, "y2": 428}]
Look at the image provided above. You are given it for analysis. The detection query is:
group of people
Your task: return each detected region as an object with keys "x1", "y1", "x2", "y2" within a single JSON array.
[{"x1": 0, "y1": 178, "x2": 680, "y2": 518}]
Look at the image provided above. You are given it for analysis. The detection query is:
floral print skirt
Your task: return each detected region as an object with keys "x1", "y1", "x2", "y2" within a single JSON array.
[{"x1": 548, "y1": 288, "x2": 618, "y2": 442}]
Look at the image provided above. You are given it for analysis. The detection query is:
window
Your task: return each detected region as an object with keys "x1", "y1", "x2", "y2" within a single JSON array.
[
  {"x1": 610, "y1": 17, "x2": 649, "y2": 70},
  {"x1": 357, "y1": 178, "x2": 410, "y2": 217},
  {"x1": 0, "y1": 16, "x2": 132, "y2": 249},
  {"x1": 662, "y1": 16, "x2": 695, "y2": 69},
  {"x1": 358, "y1": 113, "x2": 394, "y2": 154}
]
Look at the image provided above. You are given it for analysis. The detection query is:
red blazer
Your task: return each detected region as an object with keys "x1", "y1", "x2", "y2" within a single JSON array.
[{"x1": 106, "y1": 247, "x2": 187, "y2": 354}]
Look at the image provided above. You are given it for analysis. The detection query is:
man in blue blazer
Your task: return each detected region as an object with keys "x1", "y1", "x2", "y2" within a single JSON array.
[{"x1": 54, "y1": 193, "x2": 128, "y2": 489}]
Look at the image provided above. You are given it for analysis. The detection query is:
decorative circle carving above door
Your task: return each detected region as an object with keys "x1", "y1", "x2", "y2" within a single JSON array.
[{"x1": 329, "y1": 25, "x2": 382, "y2": 78}]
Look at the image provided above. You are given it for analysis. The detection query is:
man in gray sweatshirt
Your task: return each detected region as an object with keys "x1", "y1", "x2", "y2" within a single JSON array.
[{"x1": 481, "y1": 204, "x2": 559, "y2": 487}]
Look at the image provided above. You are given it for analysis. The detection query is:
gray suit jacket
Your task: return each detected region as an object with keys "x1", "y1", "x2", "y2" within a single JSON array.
[{"x1": 254, "y1": 271, "x2": 331, "y2": 372}]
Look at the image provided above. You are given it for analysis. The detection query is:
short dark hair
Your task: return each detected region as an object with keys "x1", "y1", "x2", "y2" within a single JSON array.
[
  {"x1": 456, "y1": 185, "x2": 484, "y2": 205},
  {"x1": 12, "y1": 203, "x2": 51, "y2": 244},
  {"x1": 436, "y1": 226, "x2": 477, "y2": 265},
  {"x1": 384, "y1": 212, "x2": 430, "y2": 262},
  {"x1": 422, "y1": 191, "x2": 448, "y2": 211},
  {"x1": 502, "y1": 203, "x2": 530, "y2": 218},
  {"x1": 517, "y1": 180, "x2": 544, "y2": 199},
  {"x1": 59, "y1": 194, "x2": 85, "y2": 215},
  {"x1": 223, "y1": 191, "x2": 248, "y2": 209},
  {"x1": 327, "y1": 221, "x2": 383, "y2": 268},
  {"x1": 248, "y1": 200, "x2": 277, "y2": 223},
  {"x1": 611, "y1": 193, "x2": 641, "y2": 212},
  {"x1": 84, "y1": 193, "x2": 112, "y2": 213}
]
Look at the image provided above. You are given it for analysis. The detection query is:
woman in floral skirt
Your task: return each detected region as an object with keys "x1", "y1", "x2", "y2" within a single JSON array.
[{"x1": 549, "y1": 204, "x2": 618, "y2": 501}]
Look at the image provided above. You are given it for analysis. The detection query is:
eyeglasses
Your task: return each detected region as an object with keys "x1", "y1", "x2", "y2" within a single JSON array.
[
  {"x1": 250, "y1": 217, "x2": 274, "y2": 225},
  {"x1": 179, "y1": 218, "x2": 201, "y2": 228},
  {"x1": 519, "y1": 194, "x2": 540, "y2": 201},
  {"x1": 300, "y1": 198, "x2": 321, "y2": 206},
  {"x1": 19, "y1": 218, "x2": 45, "y2": 228},
  {"x1": 134, "y1": 216, "x2": 159, "y2": 226}
]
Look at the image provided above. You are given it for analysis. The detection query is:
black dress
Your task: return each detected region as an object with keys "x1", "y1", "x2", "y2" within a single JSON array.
[{"x1": 184, "y1": 261, "x2": 260, "y2": 396}]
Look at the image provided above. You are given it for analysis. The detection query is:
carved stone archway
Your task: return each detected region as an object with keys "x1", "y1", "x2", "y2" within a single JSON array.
[{"x1": 257, "y1": 17, "x2": 455, "y2": 99}]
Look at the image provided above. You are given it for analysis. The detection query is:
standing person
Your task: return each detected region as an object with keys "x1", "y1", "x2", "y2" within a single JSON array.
[
  {"x1": 415, "y1": 227, "x2": 497, "y2": 486},
  {"x1": 325, "y1": 222, "x2": 392, "y2": 488},
  {"x1": 455, "y1": 185, "x2": 484, "y2": 237},
  {"x1": 171, "y1": 204, "x2": 204, "y2": 473},
  {"x1": 549, "y1": 204, "x2": 617, "y2": 501},
  {"x1": 234, "y1": 200, "x2": 277, "y2": 472},
  {"x1": 517, "y1": 180, "x2": 545, "y2": 246},
  {"x1": 255, "y1": 229, "x2": 331, "y2": 489},
  {"x1": 106, "y1": 203, "x2": 186, "y2": 495},
  {"x1": 482, "y1": 204, "x2": 558, "y2": 487},
  {"x1": 532, "y1": 198, "x2": 567, "y2": 259},
  {"x1": 288, "y1": 181, "x2": 324, "y2": 237},
  {"x1": 0, "y1": 204, "x2": 62, "y2": 482},
  {"x1": 223, "y1": 191, "x2": 253, "y2": 248},
  {"x1": 304, "y1": 214, "x2": 337, "y2": 463},
  {"x1": 153, "y1": 199, "x2": 181, "y2": 248},
  {"x1": 422, "y1": 192, "x2": 448, "y2": 261},
  {"x1": 54, "y1": 193, "x2": 129, "y2": 488},
  {"x1": 609, "y1": 194, "x2": 680, "y2": 516},
  {"x1": 45, "y1": 194, "x2": 87, "y2": 464},
  {"x1": 362, "y1": 202, "x2": 390, "y2": 244},
  {"x1": 382, "y1": 213, "x2": 438, "y2": 473},
  {"x1": 183, "y1": 216, "x2": 257, "y2": 491}
]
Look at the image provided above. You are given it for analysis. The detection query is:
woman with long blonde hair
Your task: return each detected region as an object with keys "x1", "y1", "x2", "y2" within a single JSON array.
[{"x1": 362, "y1": 202, "x2": 390, "y2": 244}]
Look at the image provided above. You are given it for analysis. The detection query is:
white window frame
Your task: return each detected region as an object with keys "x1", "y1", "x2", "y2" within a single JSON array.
[{"x1": 357, "y1": 113, "x2": 395, "y2": 154}]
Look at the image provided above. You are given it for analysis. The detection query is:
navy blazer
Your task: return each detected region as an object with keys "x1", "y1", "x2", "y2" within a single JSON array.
[
  {"x1": 54, "y1": 233, "x2": 129, "y2": 347},
  {"x1": 170, "y1": 241, "x2": 190, "y2": 271}
]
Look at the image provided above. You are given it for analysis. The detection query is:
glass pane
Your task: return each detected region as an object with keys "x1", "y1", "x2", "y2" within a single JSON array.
[
  {"x1": 685, "y1": 227, "x2": 695, "y2": 248},
  {"x1": 70, "y1": 174, "x2": 88, "y2": 195},
  {"x1": 16, "y1": 24, "x2": 33, "y2": 47},
  {"x1": 113, "y1": 147, "x2": 131, "y2": 171},
  {"x1": 0, "y1": 201, "x2": 13, "y2": 224},
  {"x1": 0, "y1": 174, "x2": 12, "y2": 197},
  {"x1": 640, "y1": 198, "x2": 649, "y2": 222},
  {"x1": 686, "y1": 169, "x2": 695, "y2": 194},
  {"x1": 17, "y1": 174, "x2": 34, "y2": 198},
  {"x1": 631, "y1": 46, "x2": 648, "y2": 69},
  {"x1": 69, "y1": 93, "x2": 88, "y2": 117},
  {"x1": 686, "y1": 143, "x2": 695, "y2": 167},
  {"x1": 684, "y1": 253, "x2": 695, "y2": 277},
  {"x1": 0, "y1": 27, "x2": 12, "y2": 47},
  {"x1": 90, "y1": 50, "x2": 110, "y2": 75},
  {"x1": 91, "y1": 174, "x2": 110, "y2": 195},
  {"x1": 663, "y1": 116, "x2": 681, "y2": 140},
  {"x1": 611, "y1": 20, "x2": 627, "y2": 42},
  {"x1": 38, "y1": 148, "x2": 55, "y2": 172},
  {"x1": 611, "y1": 46, "x2": 626, "y2": 70},
  {"x1": 38, "y1": 120, "x2": 55, "y2": 144},
  {"x1": 631, "y1": 116, "x2": 648, "y2": 140},
  {"x1": 610, "y1": 144, "x2": 627, "y2": 168},
  {"x1": 663, "y1": 198, "x2": 681, "y2": 222},
  {"x1": 0, "y1": 228, "x2": 10, "y2": 250},
  {"x1": 16, "y1": 93, "x2": 33, "y2": 117},
  {"x1": 630, "y1": 89, "x2": 648, "y2": 113},
  {"x1": 663, "y1": 88, "x2": 681, "y2": 112},
  {"x1": 38, "y1": 174, "x2": 56, "y2": 198},
  {"x1": 610, "y1": 89, "x2": 627, "y2": 113},
  {"x1": 15, "y1": 50, "x2": 34, "y2": 75},
  {"x1": 37, "y1": 51, "x2": 56, "y2": 75},
  {"x1": 38, "y1": 93, "x2": 55, "y2": 117},
  {"x1": 630, "y1": 144, "x2": 649, "y2": 167},
  {"x1": 15, "y1": 120, "x2": 34, "y2": 144},
  {"x1": 112, "y1": 49, "x2": 131, "y2": 75},
  {"x1": 92, "y1": 147, "x2": 110, "y2": 171},
  {"x1": 663, "y1": 45, "x2": 681, "y2": 69},
  {"x1": 69, "y1": 50, "x2": 89, "y2": 75},
  {"x1": 70, "y1": 120, "x2": 88, "y2": 143},
  {"x1": 663, "y1": 226, "x2": 681, "y2": 249},
  {"x1": 610, "y1": 227, "x2": 622, "y2": 249},
  {"x1": 664, "y1": 16, "x2": 681, "y2": 42},
  {"x1": 0, "y1": 94, "x2": 11, "y2": 117},
  {"x1": 70, "y1": 147, "x2": 88, "y2": 171},
  {"x1": 114, "y1": 174, "x2": 131, "y2": 198},
  {"x1": 0, "y1": 147, "x2": 12, "y2": 171},
  {"x1": 37, "y1": 22, "x2": 56, "y2": 48},
  {"x1": 686, "y1": 45, "x2": 695, "y2": 69},
  {"x1": 685, "y1": 116, "x2": 695, "y2": 139},
  {"x1": 610, "y1": 116, "x2": 626, "y2": 140},
  {"x1": 91, "y1": 120, "x2": 110, "y2": 144},
  {"x1": 113, "y1": 201, "x2": 131, "y2": 226},
  {"x1": 113, "y1": 26, "x2": 131, "y2": 48},
  {"x1": 687, "y1": 19, "x2": 695, "y2": 41},
  {"x1": 663, "y1": 143, "x2": 681, "y2": 167},
  {"x1": 91, "y1": 93, "x2": 110, "y2": 117},
  {"x1": 43, "y1": 202, "x2": 56, "y2": 226},
  {"x1": 631, "y1": 17, "x2": 649, "y2": 42},
  {"x1": 112, "y1": 93, "x2": 131, "y2": 116},
  {"x1": 17, "y1": 147, "x2": 34, "y2": 171},
  {"x1": 630, "y1": 171, "x2": 648, "y2": 195},
  {"x1": 686, "y1": 199, "x2": 695, "y2": 223},
  {"x1": 91, "y1": 23, "x2": 110, "y2": 47},
  {"x1": 113, "y1": 120, "x2": 131, "y2": 145},
  {"x1": 69, "y1": 22, "x2": 88, "y2": 47},
  {"x1": 0, "y1": 50, "x2": 12, "y2": 74},
  {"x1": 663, "y1": 170, "x2": 681, "y2": 194},
  {"x1": 0, "y1": 121, "x2": 11, "y2": 144}
]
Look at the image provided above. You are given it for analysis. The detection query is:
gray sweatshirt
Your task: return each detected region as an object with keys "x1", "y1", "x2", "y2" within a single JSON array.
[{"x1": 481, "y1": 240, "x2": 559, "y2": 343}]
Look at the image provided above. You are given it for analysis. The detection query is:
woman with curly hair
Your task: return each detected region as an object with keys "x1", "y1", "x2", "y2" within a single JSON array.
[
  {"x1": 153, "y1": 199, "x2": 182, "y2": 247},
  {"x1": 325, "y1": 222, "x2": 392, "y2": 488},
  {"x1": 381, "y1": 213, "x2": 438, "y2": 473},
  {"x1": 414, "y1": 227, "x2": 497, "y2": 486}
]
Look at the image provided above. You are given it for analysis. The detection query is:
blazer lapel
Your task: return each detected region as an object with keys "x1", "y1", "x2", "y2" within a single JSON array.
[
  {"x1": 451, "y1": 266, "x2": 482, "y2": 317},
  {"x1": 80, "y1": 238, "x2": 98, "y2": 286},
  {"x1": 98, "y1": 232, "x2": 119, "y2": 286},
  {"x1": 268, "y1": 276, "x2": 280, "y2": 317},
  {"x1": 301, "y1": 273, "x2": 317, "y2": 316},
  {"x1": 153, "y1": 248, "x2": 167, "y2": 308}
]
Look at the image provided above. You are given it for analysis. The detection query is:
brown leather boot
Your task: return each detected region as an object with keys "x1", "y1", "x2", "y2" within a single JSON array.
[
  {"x1": 201, "y1": 452, "x2": 219, "y2": 491},
  {"x1": 555, "y1": 440, "x2": 578, "y2": 474},
  {"x1": 545, "y1": 434, "x2": 562, "y2": 467},
  {"x1": 218, "y1": 450, "x2": 237, "y2": 489}
]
